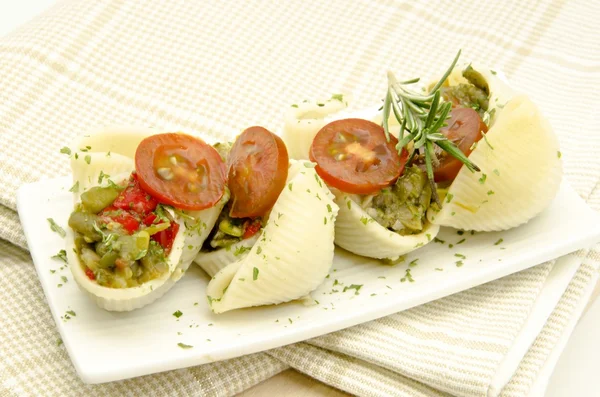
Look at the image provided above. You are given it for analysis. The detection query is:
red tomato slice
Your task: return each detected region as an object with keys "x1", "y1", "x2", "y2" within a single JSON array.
[
  {"x1": 434, "y1": 108, "x2": 487, "y2": 182},
  {"x1": 309, "y1": 118, "x2": 406, "y2": 195},
  {"x1": 135, "y1": 133, "x2": 227, "y2": 211},
  {"x1": 112, "y1": 173, "x2": 158, "y2": 215},
  {"x1": 228, "y1": 126, "x2": 289, "y2": 218},
  {"x1": 99, "y1": 206, "x2": 140, "y2": 234}
]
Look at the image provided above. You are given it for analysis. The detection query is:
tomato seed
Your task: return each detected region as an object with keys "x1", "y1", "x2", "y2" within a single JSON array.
[{"x1": 157, "y1": 167, "x2": 174, "y2": 180}]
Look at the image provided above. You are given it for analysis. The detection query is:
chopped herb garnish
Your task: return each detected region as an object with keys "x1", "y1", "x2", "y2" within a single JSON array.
[
  {"x1": 61, "y1": 276, "x2": 68, "y2": 283},
  {"x1": 234, "y1": 246, "x2": 251, "y2": 256},
  {"x1": 494, "y1": 238, "x2": 504, "y2": 246},
  {"x1": 173, "y1": 310, "x2": 183, "y2": 318},
  {"x1": 47, "y1": 218, "x2": 66, "y2": 238},
  {"x1": 434, "y1": 237, "x2": 445, "y2": 244},
  {"x1": 69, "y1": 181, "x2": 79, "y2": 193},
  {"x1": 426, "y1": 233, "x2": 432, "y2": 241},
  {"x1": 97, "y1": 170, "x2": 110, "y2": 184},
  {"x1": 446, "y1": 193, "x2": 454, "y2": 203},
  {"x1": 487, "y1": 190, "x2": 495, "y2": 195},
  {"x1": 177, "y1": 343, "x2": 193, "y2": 349},
  {"x1": 51, "y1": 249, "x2": 68, "y2": 263},
  {"x1": 303, "y1": 162, "x2": 316, "y2": 168},
  {"x1": 60, "y1": 147, "x2": 71, "y2": 156},
  {"x1": 456, "y1": 238, "x2": 465, "y2": 245},
  {"x1": 66, "y1": 310, "x2": 76, "y2": 317},
  {"x1": 454, "y1": 253, "x2": 466, "y2": 259},
  {"x1": 455, "y1": 261, "x2": 464, "y2": 267},
  {"x1": 324, "y1": 216, "x2": 327, "y2": 225},
  {"x1": 326, "y1": 204, "x2": 332, "y2": 213},
  {"x1": 84, "y1": 154, "x2": 91, "y2": 165},
  {"x1": 342, "y1": 284, "x2": 363, "y2": 295},
  {"x1": 331, "y1": 94, "x2": 344, "y2": 102},
  {"x1": 288, "y1": 183, "x2": 293, "y2": 191},
  {"x1": 253, "y1": 267, "x2": 259, "y2": 280},
  {"x1": 401, "y1": 269, "x2": 414, "y2": 283},
  {"x1": 478, "y1": 173, "x2": 487, "y2": 184},
  {"x1": 360, "y1": 216, "x2": 372, "y2": 225},
  {"x1": 408, "y1": 258, "x2": 419, "y2": 267},
  {"x1": 347, "y1": 200, "x2": 352, "y2": 210}
]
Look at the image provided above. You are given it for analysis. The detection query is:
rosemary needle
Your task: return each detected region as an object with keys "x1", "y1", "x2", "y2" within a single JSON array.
[{"x1": 382, "y1": 50, "x2": 480, "y2": 205}]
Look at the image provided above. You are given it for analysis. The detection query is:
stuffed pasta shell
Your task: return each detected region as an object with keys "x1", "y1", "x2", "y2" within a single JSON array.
[
  {"x1": 194, "y1": 126, "x2": 339, "y2": 313},
  {"x1": 423, "y1": 63, "x2": 562, "y2": 231},
  {"x1": 65, "y1": 127, "x2": 227, "y2": 311}
]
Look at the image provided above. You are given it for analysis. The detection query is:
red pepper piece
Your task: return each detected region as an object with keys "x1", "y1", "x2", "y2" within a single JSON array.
[
  {"x1": 99, "y1": 206, "x2": 140, "y2": 234},
  {"x1": 113, "y1": 173, "x2": 158, "y2": 215},
  {"x1": 152, "y1": 222, "x2": 180, "y2": 253},
  {"x1": 85, "y1": 267, "x2": 96, "y2": 280},
  {"x1": 243, "y1": 219, "x2": 262, "y2": 239}
]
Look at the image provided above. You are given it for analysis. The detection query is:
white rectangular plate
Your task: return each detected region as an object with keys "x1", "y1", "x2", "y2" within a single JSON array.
[{"x1": 17, "y1": 176, "x2": 600, "y2": 384}]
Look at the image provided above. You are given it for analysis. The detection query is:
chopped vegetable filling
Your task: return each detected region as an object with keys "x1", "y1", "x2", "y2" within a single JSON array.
[
  {"x1": 68, "y1": 173, "x2": 179, "y2": 288},
  {"x1": 359, "y1": 166, "x2": 432, "y2": 235}
]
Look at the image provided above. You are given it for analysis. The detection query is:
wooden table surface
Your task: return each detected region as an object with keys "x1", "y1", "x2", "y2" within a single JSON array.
[{"x1": 239, "y1": 281, "x2": 600, "y2": 396}]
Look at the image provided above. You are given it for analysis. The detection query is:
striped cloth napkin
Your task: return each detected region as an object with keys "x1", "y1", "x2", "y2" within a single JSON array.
[{"x1": 1, "y1": 1, "x2": 600, "y2": 396}]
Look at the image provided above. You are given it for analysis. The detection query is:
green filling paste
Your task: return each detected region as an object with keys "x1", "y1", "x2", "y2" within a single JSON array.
[{"x1": 361, "y1": 166, "x2": 432, "y2": 235}]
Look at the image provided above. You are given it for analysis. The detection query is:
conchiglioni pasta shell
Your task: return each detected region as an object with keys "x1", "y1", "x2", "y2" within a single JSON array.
[
  {"x1": 70, "y1": 125, "x2": 159, "y2": 159},
  {"x1": 205, "y1": 162, "x2": 338, "y2": 313},
  {"x1": 282, "y1": 96, "x2": 351, "y2": 160},
  {"x1": 427, "y1": 94, "x2": 562, "y2": 231},
  {"x1": 70, "y1": 153, "x2": 133, "y2": 203},
  {"x1": 333, "y1": 192, "x2": 440, "y2": 261},
  {"x1": 194, "y1": 235, "x2": 259, "y2": 278},
  {"x1": 66, "y1": 126, "x2": 226, "y2": 310}
]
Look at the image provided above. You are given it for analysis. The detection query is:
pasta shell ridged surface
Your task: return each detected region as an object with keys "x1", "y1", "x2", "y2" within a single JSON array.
[
  {"x1": 205, "y1": 162, "x2": 338, "y2": 313},
  {"x1": 333, "y1": 192, "x2": 440, "y2": 261},
  {"x1": 428, "y1": 94, "x2": 562, "y2": 231},
  {"x1": 194, "y1": 235, "x2": 259, "y2": 278}
]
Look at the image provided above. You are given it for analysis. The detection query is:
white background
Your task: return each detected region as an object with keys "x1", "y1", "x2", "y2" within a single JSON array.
[{"x1": 0, "y1": 1, "x2": 598, "y2": 395}]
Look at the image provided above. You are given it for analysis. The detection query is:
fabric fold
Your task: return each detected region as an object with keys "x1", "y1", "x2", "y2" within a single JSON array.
[{"x1": 1, "y1": 0, "x2": 600, "y2": 396}]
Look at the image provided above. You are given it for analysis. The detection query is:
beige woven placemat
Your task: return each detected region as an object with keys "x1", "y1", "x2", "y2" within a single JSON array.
[{"x1": 2, "y1": 1, "x2": 600, "y2": 396}]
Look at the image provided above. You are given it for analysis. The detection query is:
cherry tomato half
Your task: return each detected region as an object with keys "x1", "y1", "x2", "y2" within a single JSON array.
[
  {"x1": 309, "y1": 118, "x2": 406, "y2": 195},
  {"x1": 135, "y1": 133, "x2": 227, "y2": 211},
  {"x1": 228, "y1": 126, "x2": 289, "y2": 218},
  {"x1": 434, "y1": 108, "x2": 487, "y2": 182}
]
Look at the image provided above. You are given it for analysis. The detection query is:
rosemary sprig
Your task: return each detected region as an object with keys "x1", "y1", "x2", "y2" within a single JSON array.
[{"x1": 383, "y1": 50, "x2": 480, "y2": 205}]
